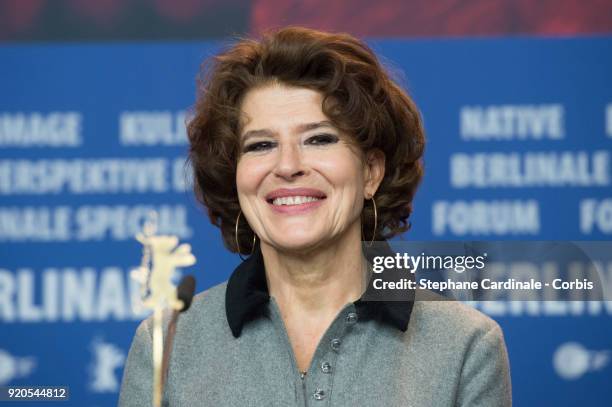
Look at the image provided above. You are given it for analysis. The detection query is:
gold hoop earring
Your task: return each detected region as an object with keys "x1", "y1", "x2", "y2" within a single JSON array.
[
  {"x1": 363, "y1": 197, "x2": 378, "y2": 247},
  {"x1": 235, "y1": 210, "x2": 256, "y2": 261}
]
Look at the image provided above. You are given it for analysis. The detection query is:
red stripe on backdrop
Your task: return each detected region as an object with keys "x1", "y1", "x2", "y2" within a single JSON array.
[{"x1": 251, "y1": 0, "x2": 612, "y2": 37}]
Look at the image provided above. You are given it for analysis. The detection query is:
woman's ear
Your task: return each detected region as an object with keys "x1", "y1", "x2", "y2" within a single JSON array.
[{"x1": 364, "y1": 149, "x2": 385, "y2": 198}]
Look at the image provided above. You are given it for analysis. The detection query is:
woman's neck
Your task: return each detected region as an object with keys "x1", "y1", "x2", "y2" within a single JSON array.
[{"x1": 260, "y1": 222, "x2": 367, "y2": 316}]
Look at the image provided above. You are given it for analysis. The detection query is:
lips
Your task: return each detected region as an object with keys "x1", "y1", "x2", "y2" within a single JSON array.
[{"x1": 265, "y1": 188, "x2": 326, "y2": 212}]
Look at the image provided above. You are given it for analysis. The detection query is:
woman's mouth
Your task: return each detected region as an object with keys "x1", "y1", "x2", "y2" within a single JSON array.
[{"x1": 265, "y1": 188, "x2": 327, "y2": 213}]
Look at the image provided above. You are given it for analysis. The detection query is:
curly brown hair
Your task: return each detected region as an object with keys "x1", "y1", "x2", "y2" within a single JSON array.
[{"x1": 187, "y1": 26, "x2": 425, "y2": 254}]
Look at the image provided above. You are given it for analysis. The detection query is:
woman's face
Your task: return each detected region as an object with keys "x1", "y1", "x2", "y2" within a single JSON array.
[{"x1": 236, "y1": 83, "x2": 384, "y2": 253}]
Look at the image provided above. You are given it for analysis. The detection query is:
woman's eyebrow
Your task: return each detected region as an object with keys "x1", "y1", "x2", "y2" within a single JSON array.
[
  {"x1": 295, "y1": 120, "x2": 334, "y2": 132},
  {"x1": 241, "y1": 128, "x2": 274, "y2": 141},
  {"x1": 241, "y1": 121, "x2": 335, "y2": 141}
]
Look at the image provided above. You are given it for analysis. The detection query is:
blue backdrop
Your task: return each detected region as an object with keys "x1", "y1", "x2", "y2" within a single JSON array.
[{"x1": 1, "y1": 37, "x2": 611, "y2": 406}]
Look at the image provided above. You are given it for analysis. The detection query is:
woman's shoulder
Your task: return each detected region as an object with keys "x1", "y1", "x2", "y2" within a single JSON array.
[
  {"x1": 177, "y1": 280, "x2": 230, "y2": 330},
  {"x1": 189, "y1": 280, "x2": 228, "y2": 311},
  {"x1": 407, "y1": 292, "x2": 512, "y2": 405},
  {"x1": 410, "y1": 290, "x2": 504, "y2": 343}
]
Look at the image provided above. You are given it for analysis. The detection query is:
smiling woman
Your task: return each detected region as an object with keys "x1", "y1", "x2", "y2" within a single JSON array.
[
  {"x1": 187, "y1": 27, "x2": 426, "y2": 259},
  {"x1": 119, "y1": 27, "x2": 511, "y2": 407}
]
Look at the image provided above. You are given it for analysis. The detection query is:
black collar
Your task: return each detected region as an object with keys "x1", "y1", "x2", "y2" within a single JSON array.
[{"x1": 225, "y1": 242, "x2": 415, "y2": 338}]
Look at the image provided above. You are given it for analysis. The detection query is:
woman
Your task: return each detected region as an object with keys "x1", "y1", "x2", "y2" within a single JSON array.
[{"x1": 120, "y1": 27, "x2": 511, "y2": 406}]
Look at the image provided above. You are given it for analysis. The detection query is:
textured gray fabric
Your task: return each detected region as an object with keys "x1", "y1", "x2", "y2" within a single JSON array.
[{"x1": 119, "y1": 282, "x2": 512, "y2": 406}]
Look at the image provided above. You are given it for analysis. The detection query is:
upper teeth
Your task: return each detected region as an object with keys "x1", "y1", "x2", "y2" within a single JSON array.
[{"x1": 272, "y1": 196, "x2": 321, "y2": 206}]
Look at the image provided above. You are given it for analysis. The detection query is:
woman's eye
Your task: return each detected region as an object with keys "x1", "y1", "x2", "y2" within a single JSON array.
[
  {"x1": 305, "y1": 134, "x2": 338, "y2": 145},
  {"x1": 243, "y1": 141, "x2": 275, "y2": 153}
]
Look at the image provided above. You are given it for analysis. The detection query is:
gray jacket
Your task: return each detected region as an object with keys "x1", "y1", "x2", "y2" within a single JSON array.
[
  {"x1": 119, "y1": 280, "x2": 512, "y2": 406},
  {"x1": 119, "y1": 245, "x2": 512, "y2": 407}
]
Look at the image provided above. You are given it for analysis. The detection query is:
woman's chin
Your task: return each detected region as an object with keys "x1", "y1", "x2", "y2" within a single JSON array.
[{"x1": 266, "y1": 232, "x2": 328, "y2": 254}]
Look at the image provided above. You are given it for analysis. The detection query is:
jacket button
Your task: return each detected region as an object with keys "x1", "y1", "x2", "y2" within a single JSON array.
[
  {"x1": 313, "y1": 388, "x2": 326, "y2": 400},
  {"x1": 321, "y1": 361, "x2": 332, "y2": 373},
  {"x1": 346, "y1": 312, "x2": 358, "y2": 324},
  {"x1": 330, "y1": 338, "x2": 341, "y2": 351}
]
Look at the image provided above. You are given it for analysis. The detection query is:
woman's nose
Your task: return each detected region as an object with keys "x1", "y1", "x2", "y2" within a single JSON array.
[{"x1": 273, "y1": 143, "x2": 306, "y2": 180}]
